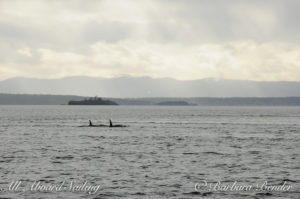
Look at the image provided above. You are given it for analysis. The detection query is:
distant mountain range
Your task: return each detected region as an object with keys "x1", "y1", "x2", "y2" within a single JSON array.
[{"x1": 0, "y1": 76, "x2": 300, "y2": 97}]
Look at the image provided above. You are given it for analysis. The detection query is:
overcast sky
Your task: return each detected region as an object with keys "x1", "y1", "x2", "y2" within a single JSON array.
[{"x1": 0, "y1": 0, "x2": 300, "y2": 81}]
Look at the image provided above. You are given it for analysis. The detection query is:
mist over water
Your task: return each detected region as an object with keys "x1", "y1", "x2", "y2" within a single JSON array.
[{"x1": 0, "y1": 106, "x2": 299, "y2": 198}]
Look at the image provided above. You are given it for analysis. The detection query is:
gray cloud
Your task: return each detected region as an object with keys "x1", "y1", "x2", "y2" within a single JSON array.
[
  {"x1": 82, "y1": 21, "x2": 134, "y2": 43},
  {"x1": 0, "y1": 0, "x2": 299, "y2": 81},
  {"x1": 1, "y1": 0, "x2": 299, "y2": 46},
  {"x1": 154, "y1": 0, "x2": 300, "y2": 43}
]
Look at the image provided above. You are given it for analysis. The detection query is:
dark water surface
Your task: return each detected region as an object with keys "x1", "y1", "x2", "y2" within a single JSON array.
[{"x1": 0, "y1": 106, "x2": 299, "y2": 198}]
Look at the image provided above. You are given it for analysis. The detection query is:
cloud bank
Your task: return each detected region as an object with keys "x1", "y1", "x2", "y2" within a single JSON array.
[{"x1": 0, "y1": 0, "x2": 300, "y2": 81}]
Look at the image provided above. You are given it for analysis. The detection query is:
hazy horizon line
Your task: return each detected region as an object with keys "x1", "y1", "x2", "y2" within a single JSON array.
[
  {"x1": 1, "y1": 93, "x2": 300, "y2": 99},
  {"x1": 1, "y1": 75, "x2": 300, "y2": 83}
]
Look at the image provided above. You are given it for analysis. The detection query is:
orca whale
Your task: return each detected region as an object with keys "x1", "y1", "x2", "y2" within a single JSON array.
[
  {"x1": 109, "y1": 119, "x2": 127, "y2": 127},
  {"x1": 78, "y1": 120, "x2": 127, "y2": 128}
]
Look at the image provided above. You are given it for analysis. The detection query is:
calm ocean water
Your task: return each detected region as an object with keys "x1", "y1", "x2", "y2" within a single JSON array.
[{"x1": 0, "y1": 105, "x2": 299, "y2": 199}]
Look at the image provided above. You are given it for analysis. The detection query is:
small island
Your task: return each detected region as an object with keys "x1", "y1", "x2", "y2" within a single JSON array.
[
  {"x1": 155, "y1": 101, "x2": 196, "y2": 106},
  {"x1": 68, "y1": 97, "x2": 118, "y2": 105}
]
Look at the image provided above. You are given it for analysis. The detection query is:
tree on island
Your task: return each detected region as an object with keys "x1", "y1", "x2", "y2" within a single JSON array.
[{"x1": 68, "y1": 97, "x2": 118, "y2": 105}]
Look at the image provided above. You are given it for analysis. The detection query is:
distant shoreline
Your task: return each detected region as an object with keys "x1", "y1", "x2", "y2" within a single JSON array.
[{"x1": 1, "y1": 93, "x2": 300, "y2": 106}]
